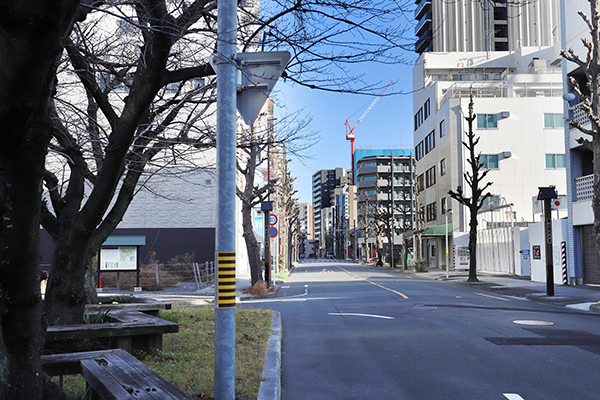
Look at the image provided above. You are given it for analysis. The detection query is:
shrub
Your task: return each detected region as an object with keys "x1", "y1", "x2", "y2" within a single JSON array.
[{"x1": 414, "y1": 259, "x2": 427, "y2": 273}]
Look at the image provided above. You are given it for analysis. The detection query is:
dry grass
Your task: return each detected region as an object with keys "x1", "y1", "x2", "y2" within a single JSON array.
[{"x1": 52, "y1": 306, "x2": 273, "y2": 400}]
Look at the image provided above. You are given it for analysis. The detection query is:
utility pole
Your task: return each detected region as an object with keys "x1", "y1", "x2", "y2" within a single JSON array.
[{"x1": 214, "y1": 0, "x2": 237, "y2": 397}]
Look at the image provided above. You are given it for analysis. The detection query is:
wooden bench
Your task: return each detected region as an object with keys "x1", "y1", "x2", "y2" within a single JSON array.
[
  {"x1": 46, "y1": 310, "x2": 178, "y2": 354},
  {"x1": 87, "y1": 296, "x2": 172, "y2": 317},
  {"x1": 42, "y1": 349, "x2": 193, "y2": 400}
]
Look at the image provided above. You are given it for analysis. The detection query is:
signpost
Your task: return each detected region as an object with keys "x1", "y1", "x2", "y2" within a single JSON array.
[{"x1": 537, "y1": 186, "x2": 558, "y2": 296}]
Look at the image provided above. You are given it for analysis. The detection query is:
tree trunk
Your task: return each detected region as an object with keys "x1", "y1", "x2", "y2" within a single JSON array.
[
  {"x1": 0, "y1": 133, "x2": 48, "y2": 399},
  {"x1": 468, "y1": 210, "x2": 479, "y2": 282},
  {"x1": 44, "y1": 233, "x2": 99, "y2": 325},
  {"x1": 242, "y1": 201, "x2": 263, "y2": 286},
  {"x1": 0, "y1": 2, "x2": 80, "y2": 397}
]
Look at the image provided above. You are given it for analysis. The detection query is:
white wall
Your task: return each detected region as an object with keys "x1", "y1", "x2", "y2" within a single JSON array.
[{"x1": 529, "y1": 219, "x2": 568, "y2": 283}]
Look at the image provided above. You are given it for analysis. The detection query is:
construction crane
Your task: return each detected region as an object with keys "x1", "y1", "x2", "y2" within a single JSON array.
[{"x1": 345, "y1": 81, "x2": 393, "y2": 185}]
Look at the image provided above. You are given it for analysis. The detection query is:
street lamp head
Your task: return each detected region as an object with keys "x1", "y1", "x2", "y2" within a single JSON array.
[{"x1": 448, "y1": 209, "x2": 452, "y2": 214}]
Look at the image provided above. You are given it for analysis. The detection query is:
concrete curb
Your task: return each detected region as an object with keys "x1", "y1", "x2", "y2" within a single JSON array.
[{"x1": 257, "y1": 311, "x2": 281, "y2": 400}]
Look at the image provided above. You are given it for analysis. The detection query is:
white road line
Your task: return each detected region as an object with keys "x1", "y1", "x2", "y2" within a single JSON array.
[
  {"x1": 503, "y1": 393, "x2": 525, "y2": 400},
  {"x1": 328, "y1": 313, "x2": 394, "y2": 320},
  {"x1": 475, "y1": 292, "x2": 510, "y2": 302},
  {"x1": 281, "y1": 285, "x2": 290, "y2": 289},
  {"x1": 504, "y1": 295, "x2": 530, "y2": 302}
]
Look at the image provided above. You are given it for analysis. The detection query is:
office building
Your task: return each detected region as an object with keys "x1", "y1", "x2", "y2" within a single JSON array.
[{"x1": 415, "y1": 0, "x2": 561, "y2": 54}]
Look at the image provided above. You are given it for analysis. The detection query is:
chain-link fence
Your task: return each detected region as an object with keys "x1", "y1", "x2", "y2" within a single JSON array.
[{"x1": 98, "y1": 261, "x2": 215, "y2": 291}]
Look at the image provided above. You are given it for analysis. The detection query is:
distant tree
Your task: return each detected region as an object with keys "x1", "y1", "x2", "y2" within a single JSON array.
[
  {"x1": 358, "y1": 194, "x2": 374, "y2": 263},
  {"x1": 447, "y1": 93, "x2": 492, "y2": 282},
  {"x1": 390, "y1": 171, "x2": 416, "y2": 270},
  {"x1": 237, "y1": 109, "x2": 312, "y2": 286},
  {"x1": 560, "y1": 0, "x2": 600, "y2": 269},
  {"x1": 370, "y1": 177, "x2": 387, "y2": 266},
  {"x1": 413, "y1": 162, "x2": 426, "y2": 270}
]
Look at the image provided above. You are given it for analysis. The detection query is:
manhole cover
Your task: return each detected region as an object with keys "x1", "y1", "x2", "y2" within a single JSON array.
[{"x1": 513, "y1": 320, "x2": 554, "y2": 326}]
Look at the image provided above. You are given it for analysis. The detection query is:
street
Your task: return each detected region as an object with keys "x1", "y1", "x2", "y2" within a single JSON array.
[{"x1": 243, "y1": 260, "x2": 600, "y2": 400}]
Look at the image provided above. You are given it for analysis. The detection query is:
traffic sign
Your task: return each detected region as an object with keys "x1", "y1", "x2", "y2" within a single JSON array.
[
  {"x1": 236, "y1": 51, "x2": 291, "y2": 125},
  {"x1": 254, "y1": 211, "x2": 264, "y2": 235},
  {"x1": 269, "y1": 214, "x2": 278, "y2": 225},
  {"x1": 269, "y1": 227, "x2": 278, "y2": 238}
]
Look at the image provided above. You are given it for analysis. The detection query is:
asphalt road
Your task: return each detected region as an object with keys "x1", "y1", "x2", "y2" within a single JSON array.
[{"x1": 243, "y1": 260, "x2": 600, "y2": 400}]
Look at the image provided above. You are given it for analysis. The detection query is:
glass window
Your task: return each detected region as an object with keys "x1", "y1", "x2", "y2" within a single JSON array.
[
  {"x1": 546, "y1": 154, "x2": 566, "y2": 168},
  {"x1": 440, "y1": 120, "x2": 445, "y2": 137},
  {"x1": 544, "y1": 113, "x2": 564, "y2": 128},
  {"x1": 477, "y1": 114, "x2": 498, "y2": 129},
  {"x1": 479, "y1": 154, "x2": 499, "y2": 170},
  {"x1": 440, "y1": 158, "x2": 446, "y2": 176}
]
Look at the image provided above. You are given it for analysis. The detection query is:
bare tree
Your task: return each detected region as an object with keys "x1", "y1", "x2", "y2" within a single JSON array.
[
  {"x1": 237, "y1": 109, "x2": 312, "y2": 286},
  {"x1": 447, "y1": 94, "x2": 493, "y2": 282},
  {"x1": 560, "y1": 0, "x2": 600, "y2": 268},
  {"x1": 414, "y1": 161, "x2": 425, "y2": 268},
  {"x1": 0, "y1": 0, "x2": 415, "y2": 396},
  {"x1": 358, "y1": 194, "x2": 374, "y2": 263},
  {"x1": 0, "y1": 1, "x2": 83, "y2": 397}
]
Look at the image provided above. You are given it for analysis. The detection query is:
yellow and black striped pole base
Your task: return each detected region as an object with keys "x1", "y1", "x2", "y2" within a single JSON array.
[{"x1": 217, "y1": 251, "x2": 236, "y2": 309}]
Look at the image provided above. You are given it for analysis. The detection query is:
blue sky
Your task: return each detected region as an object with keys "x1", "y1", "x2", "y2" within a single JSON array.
[{"x1": 274, "y1": 60, "x2": 417, "y2": 203}]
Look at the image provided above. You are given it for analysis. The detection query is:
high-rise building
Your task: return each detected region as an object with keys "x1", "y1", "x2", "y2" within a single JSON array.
[
  {"x1": 415, "y1": 0, "x2": 561, "y2": 54},
  {"x1": 355, "y1": 150, "x2": 415, "y2": 262},
  {"x1": 312, "y1": 168, "x2": 351, "y2": 257}
]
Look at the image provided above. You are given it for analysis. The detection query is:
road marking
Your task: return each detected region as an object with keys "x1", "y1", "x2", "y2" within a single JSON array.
[
  {"x1": 504, "y1": 295, "x2": 530, "y2": 302},
  {"x1": 503, "y1": 394, "x2": 525, "y2": 400},
  {"x1": 329, "y1": 313, "x2": 394, "y2": 320},
  {"x1": 281, "y1": 285, "x2": 290, "y2": 289},
  {"x1": 566, "y1": 302, "x2": 595, "y2": 311},
  {"x1": 475, "y1": 292, "x2": 510, "y2": 302},
  {"x1": 337, "y1": 266, "x2": 409, "y2": 299}
]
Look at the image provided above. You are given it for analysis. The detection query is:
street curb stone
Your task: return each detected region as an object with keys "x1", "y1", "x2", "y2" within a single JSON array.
[{"x1": 257, "y1": 311, "x2": 281, "y2": 400}]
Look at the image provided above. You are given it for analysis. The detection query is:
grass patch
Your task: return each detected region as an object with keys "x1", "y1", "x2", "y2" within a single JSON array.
[{"x1": 52, "y1": 306, "x2": 273, "y2": 400}]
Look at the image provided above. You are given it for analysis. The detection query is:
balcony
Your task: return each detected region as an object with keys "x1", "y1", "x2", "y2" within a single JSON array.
[
  {"x1": 414, "y1": 12, "x2": 432, "y2": 37},
  {"x1": 415, "y1": 31, "x2": 432, "y2": 54},
  {"x1": 414, "y1": 0, "x2": 431, "y2": 20},
  {"x1": 576, "y1": 174, "x2": 594, "y2": 201},
  {"x1": 357, "y1": 179, "x2": 390, "y2": 190},
  {"x1": 570, "y1": 104, "x2": 591, "y2": 130}
]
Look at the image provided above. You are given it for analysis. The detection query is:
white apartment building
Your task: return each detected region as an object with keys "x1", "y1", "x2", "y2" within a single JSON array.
[{"x1": 413, "y1": 46, "x2": 567, "y2": 270}]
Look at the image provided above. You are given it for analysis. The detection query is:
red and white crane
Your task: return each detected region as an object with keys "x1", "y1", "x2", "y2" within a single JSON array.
[{"x1": 345, "y1": 81, "x2": 393, "y2": 185}]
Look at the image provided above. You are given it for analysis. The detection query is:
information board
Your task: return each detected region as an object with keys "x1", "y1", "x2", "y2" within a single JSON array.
[{"x1": 100, "y1": 246, "x2": 138, "y2": 270}]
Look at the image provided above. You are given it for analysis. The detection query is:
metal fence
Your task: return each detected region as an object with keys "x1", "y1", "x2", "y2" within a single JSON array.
[{"x1": 98, "y1": 261, "x2": 215, "y2": 291}]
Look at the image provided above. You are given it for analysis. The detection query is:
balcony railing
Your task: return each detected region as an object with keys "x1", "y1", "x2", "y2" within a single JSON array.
[
  {"x1": 576, "y1": 174, "x2": 594, "y2": 201},
  {"x1": 570, "y1": 104, "x2": 591, "y2": 130}
]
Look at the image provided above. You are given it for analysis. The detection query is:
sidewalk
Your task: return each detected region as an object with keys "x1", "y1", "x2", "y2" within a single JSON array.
[{"x1": 402, "y1": 267, "x2": 600, "y2": 312}]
